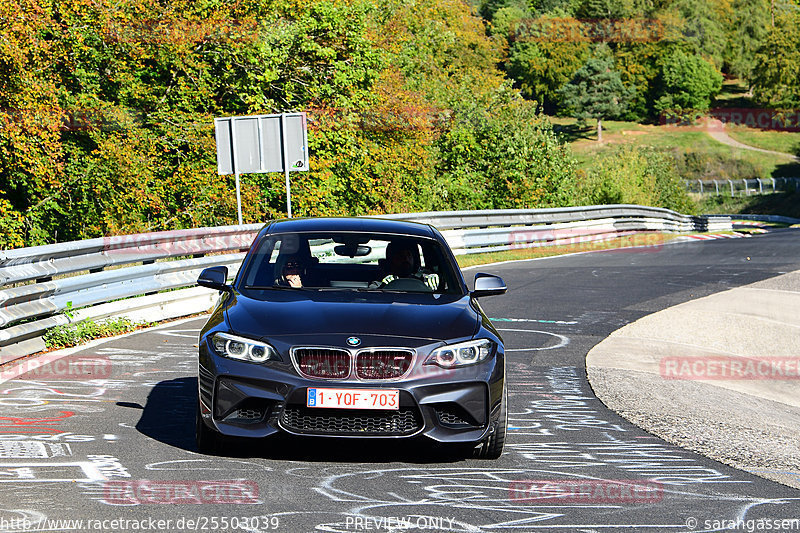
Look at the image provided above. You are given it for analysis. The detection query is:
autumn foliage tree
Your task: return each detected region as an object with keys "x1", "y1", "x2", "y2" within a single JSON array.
[{"x1": 0, "y1": 0, "x2": 578, "y2": 247}]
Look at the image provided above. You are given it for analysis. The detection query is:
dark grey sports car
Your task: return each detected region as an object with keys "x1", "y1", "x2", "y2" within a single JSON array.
[{"x1": 196, "y1": 217, "x2": 508, "y2": 458}]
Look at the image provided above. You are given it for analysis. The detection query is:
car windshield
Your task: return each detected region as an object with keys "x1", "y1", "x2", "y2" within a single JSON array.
[{"x1": 239, "y1": 231, "x2": 462, "y2": 294}]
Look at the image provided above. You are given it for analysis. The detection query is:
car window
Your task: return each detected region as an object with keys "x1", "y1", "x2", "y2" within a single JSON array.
[{"x1": 240, "y1": 232, "x2": 461, "y2": 294}]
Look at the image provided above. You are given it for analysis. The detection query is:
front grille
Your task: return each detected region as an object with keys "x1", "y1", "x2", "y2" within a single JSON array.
[
  {"x1": 280, "y1": 406, "x2": 422, "y2": 436},
  {"x1": 294, "y1": 348, "x2": 350, "y2": 379},
  {"x1": 356, "y1": 350, "x2": 413, "y2": 379}
]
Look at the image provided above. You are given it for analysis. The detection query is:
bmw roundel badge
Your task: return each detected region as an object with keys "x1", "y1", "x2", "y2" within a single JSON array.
[{"x1": 346, "y1": 336, "x2": 361, "y2": 347}]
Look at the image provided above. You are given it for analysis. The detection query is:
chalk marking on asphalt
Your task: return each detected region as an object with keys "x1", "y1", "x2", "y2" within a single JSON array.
[
  {"x1": 497, "y1": 329, "x2": 570, "y2": 351},
  {"x1": 491, "y1": 317, "x2": 578, "y2": 325}
]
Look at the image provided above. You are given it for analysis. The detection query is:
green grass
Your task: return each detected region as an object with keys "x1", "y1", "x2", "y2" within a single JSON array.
[
  {"x1": 699, "y1": 190, "x2": 800, "y2": 219},
  {"x1": 712, "y1": 79, "x2": 753, "y2": 109},
  {"x1": 455, "y1": 233, "x2": 682, "y2": 268},
  {"x1": 725, "y1": 127, "x2": 800, "y2": 157},
  {"x1": 550, "y1": 116, "x2": 800, "y2": 179}
]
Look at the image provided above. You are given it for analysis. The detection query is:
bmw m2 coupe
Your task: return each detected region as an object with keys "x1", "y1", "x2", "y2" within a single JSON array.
[{"x1": 196, "y1": 217, "x2": 508, "y2": 458}]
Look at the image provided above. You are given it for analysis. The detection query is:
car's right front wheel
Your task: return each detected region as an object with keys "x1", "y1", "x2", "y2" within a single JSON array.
[
  {"x1": 196, "y1": 401, "x2": 225, "y2": 455},
  {"x1": 474, "y1": 380, "x2": 507, "y2": 459}
]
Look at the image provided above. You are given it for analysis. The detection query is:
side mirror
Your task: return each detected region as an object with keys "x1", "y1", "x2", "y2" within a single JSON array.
[
  {"x1": 198, "y1": 266, "x2": 230, "y2": 291},
  {"x1": 471, "y1": 273, "x2": 507, "y2": 298}
]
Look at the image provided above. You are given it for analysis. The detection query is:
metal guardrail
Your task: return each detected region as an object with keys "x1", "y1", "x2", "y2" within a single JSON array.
[
  {"x1": 0, "y1": 205, "x2": 731, "y2": 361},
  {"x1": 685, "y1": 177, "x2": 799, "y2": 196},
  {"x1": 724, "y1": 214, "x2": 800, "y2": 225}
]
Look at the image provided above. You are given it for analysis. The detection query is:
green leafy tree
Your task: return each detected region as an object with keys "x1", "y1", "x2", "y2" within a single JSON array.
[
  {"x1": 653, "y1": 49, "x2": 723, "y2": 114},
  {"x1": 507, "y1": 16, "x2": 590, "y2": 112},
  {"x1": 558, "y1": 47, "x2": 634, "y2": 142},
  {"x1": 672, "y1": 0, "x2": 732, "y2": 70},
  {"x1": 751, "y1": 10, "x2": 800, "y2": 108},
  {"x1": 575, "y1": 0, "x2": 634, "y2": 18},
  {"x1": 725, "y1": 0, "x2": 770, "y2": 81},
  {"x1": 431, "y1": 90, "x2": 578, "y2": 210},
  {"x1": 612, "y1": 42, "x2": 662, "y2": 121}
]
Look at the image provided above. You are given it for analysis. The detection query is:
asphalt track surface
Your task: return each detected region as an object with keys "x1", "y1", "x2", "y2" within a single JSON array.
[{"x1": 1, "y1": 230, "x2": 799, "y2": 533}]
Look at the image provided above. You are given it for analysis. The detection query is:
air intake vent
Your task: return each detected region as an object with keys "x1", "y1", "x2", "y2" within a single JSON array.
[{"x1": 281, "y1": 406, "x2": 422, "y2": 436}]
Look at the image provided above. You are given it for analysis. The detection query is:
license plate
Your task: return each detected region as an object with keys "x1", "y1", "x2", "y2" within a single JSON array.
[{"x1": 306, "y1": 388, "x2": 399, "y2": 410}]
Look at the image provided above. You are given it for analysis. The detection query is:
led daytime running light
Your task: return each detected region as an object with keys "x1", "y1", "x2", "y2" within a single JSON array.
[{"x1": 211, "y1": 333, "x2": 276, "y2": 363}]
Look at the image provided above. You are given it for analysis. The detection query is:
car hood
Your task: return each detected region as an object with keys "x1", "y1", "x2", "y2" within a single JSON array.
[{"x1": 226, "y1": 290, "x2": 479, "y2": 342}]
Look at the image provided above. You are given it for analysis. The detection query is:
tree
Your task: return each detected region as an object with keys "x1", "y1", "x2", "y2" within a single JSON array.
[
  {"x1": 653, "y1": 49, "x2": 723, "y2": 114},
  {"x1": 725, "y1": 0, "x2": 770, "y2": 81},
  {"x1": 672, "y1": 0, "x2": 732, "y2": 71},
  {"x1": 558, "y1": 47, "x2": 634, "y2": 142},
  {"x1": 751, "y1": 10, "x2": 800, "y2": 108},
  {"x1": 507, "y1": 16, "x2": 590, "y2": 112}
]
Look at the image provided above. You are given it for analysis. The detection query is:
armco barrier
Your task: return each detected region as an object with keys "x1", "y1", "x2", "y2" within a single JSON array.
[{"x1": 0, "y1": 206, "x2": 731, "y2": 361}]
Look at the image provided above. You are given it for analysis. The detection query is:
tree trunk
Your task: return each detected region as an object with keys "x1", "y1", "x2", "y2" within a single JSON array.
[{"x1": 597, "y1": 118, "x2": 603, "y2": 143}]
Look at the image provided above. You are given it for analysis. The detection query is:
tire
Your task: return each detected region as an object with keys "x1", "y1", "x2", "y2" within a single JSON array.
[
  {"x1": 196, "y1": 401, "x2": 223, "y2": 455},
  {"x1": 474, "y1": 380, "x2": 508, "y2": 460}
]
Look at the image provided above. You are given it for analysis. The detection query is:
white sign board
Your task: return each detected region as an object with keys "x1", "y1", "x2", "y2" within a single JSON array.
[{"x1": 214, "y1": 113, "x2": 309, "y2": 220}]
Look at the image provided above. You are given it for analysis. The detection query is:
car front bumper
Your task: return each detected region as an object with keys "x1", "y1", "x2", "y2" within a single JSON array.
[{"x1": 198, "y1": 340, "x2": 505, "y2": 444}]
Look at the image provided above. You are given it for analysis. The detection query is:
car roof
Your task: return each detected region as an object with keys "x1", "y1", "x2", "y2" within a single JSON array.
[{"x1": 264, "y1": 217, "x2": 438, "y2": 239}]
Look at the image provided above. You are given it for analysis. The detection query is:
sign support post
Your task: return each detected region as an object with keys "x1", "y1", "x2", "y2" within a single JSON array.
[
  {"x1": 281, "y1": 114, "x2": 292, "y2": 218},
  {"x1": 230, "y1": 118, "x2": 243, "y2": 225}
]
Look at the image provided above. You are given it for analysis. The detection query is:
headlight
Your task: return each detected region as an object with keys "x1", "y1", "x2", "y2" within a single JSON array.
[
  {"x1": 211, "y1": 333, "x2": 279, "y2": 363},
  {"x1": 425, "y1": 339, "x2": 494, "y2": 368}
]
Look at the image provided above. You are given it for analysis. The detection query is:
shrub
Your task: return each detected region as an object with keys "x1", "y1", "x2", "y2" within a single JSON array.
[
  {"x1": 577, "y1": 146, "x2": 696, "y2": 213},
  {"x1": 43, "y1": 317, "x2": 142, "y2": 350}
]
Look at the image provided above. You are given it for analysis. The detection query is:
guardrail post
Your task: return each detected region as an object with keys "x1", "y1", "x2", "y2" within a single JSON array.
[
  {"x1": 713, "y1": 180, "x2": 719, "y2": 195},
  {"x1": 771, "y1": 178, "x2": 776, "y2": 193},
  {"x1": 728, "y1": 180, "x2": 734, "y2": 197},
  {"x1": 743, "y1": 179, "x2": 749, "y2": 196},
  {"x1": 698, "y1": 180, "x2": 703, "y2": 194},
  {"x1": 757, "y1": 178, "x2": 763, "y2": 194}
]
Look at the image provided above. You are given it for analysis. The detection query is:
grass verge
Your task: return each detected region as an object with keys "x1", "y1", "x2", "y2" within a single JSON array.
[
  {"x1": 725, "y1": 126, "x2": 800, "y2": 157},
  {"x1": 550, "y1": 116, "x2": 800, "y2": 179},
  {"x1": 43, "y1": 317, "x2": 153, "y2": 350},
  {"x1": 456, "y1": 233, "x2": 684, "y2": 268}
]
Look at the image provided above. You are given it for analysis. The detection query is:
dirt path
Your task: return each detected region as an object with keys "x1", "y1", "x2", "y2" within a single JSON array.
[{"x1": 706, "y1": 118, "x2": 800, "y2": 162}]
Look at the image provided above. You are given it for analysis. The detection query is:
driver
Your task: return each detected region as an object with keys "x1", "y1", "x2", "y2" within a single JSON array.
[
  {"x1": 376, "y1": 241, "x2": 439, "y2": 290},
  {"x1": 275, "y1": 256, "x2": 304, "y2": 288}
]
